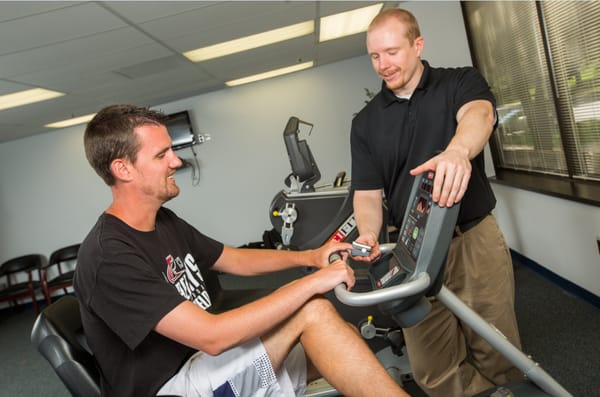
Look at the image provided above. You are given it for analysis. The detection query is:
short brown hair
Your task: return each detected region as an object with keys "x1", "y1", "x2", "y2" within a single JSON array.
[
  {"x1": 84, "y1": 104, "x2": 167, "y2": 185},
  {"x1": 369, "y1": 8, "x2": 421, "y2": 44}
]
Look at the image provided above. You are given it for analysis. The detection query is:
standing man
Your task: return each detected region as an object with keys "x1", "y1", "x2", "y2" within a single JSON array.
[
  {"x1": 74, "y1": 104, "x2": 409, "y2": 397},
  {"x1": 350, "y1": 8, "x2": 523, "y2": 397}
]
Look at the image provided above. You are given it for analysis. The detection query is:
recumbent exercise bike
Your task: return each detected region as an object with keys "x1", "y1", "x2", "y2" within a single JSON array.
[{"x1": 332, "y1": 171, "x2": 572, "y2": 397}]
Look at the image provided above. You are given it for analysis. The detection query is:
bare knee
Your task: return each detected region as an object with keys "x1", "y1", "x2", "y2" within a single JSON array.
[
  {"x1": 295, "y1": 296, "x2": 340, "y2": 326},
  {"x1": 261, "y1": 297, "x2": 339, "y2": 367}
]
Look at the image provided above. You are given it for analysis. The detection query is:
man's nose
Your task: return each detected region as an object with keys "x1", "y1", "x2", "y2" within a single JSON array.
[
  {"x1": 378, "y1": 55, "x2": 390, "y2": 71},
  {"x1": 172, "y1": 153, "x2": 183, "y2": 168}
]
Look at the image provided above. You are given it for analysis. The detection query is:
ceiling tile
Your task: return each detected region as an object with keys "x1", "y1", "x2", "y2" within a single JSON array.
[
  {"x1": 0, "y1": 27, "x2": 156, "y2": 79},
  {"x1": 102, "y1": 1, "x2": 216, "y2": 24},
  {"x1": 0, "y1": 3, "x2": 126, "y2": 54},
  {"x1": 0, "y1": 1, "x2": 395, "y2": 143}
]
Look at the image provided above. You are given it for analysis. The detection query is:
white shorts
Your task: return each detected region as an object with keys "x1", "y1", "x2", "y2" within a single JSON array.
[{"x1": 157, "y1": 339, "x2": 307, "y2": 397}]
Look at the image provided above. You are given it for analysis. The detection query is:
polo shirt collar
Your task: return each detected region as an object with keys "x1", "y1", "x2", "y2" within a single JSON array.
[{"x1": 380, "y1": 60, "x2": 431, "y2": 107}]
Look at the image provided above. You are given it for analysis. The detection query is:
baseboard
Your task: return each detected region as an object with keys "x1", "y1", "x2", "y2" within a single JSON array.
[{"x1": 511, "y1": 249, "x2": 600, "y2": 310}]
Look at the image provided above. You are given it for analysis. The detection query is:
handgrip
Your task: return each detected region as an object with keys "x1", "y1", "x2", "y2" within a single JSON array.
[
  {"x1": 329, "y1": 243, "x2": 396, "y2": 264},
  {"x1": 328, "y1": 252, "x2": 343, "y2": 263},
  {"x1": 334, "y1": 272, "x2": 432, "y2": 307},
  {"x1": 378, "y1": 243, "x2": 396, "y2": 256}
]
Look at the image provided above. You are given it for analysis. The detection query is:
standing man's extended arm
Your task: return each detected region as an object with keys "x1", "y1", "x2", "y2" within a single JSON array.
[
  {"x1": 353, "y1": 188, "x2": 384, "y2": 262},
  {"x1": 410, "y1": 99, "x2": 495, "y2": 207}
]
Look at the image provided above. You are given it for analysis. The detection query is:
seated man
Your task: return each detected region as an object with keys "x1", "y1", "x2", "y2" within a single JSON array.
[{"x1": 73, "y1": 104, "x2": 408, "y2": 397}]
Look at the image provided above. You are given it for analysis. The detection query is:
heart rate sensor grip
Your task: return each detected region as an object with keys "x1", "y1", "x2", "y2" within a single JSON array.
[{"x1": 351, "y1": 241, "x2": 371, "y2": 257}]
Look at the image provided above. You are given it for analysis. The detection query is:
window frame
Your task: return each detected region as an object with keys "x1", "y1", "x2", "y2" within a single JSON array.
[{"x1": 461, "y1": 1, "x2": 600, "y2": 207}]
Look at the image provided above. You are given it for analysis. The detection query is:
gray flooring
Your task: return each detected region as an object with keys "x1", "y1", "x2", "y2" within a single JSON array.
[{"x1": 0, "y1": 260, "x2": 598, "y2": 396}]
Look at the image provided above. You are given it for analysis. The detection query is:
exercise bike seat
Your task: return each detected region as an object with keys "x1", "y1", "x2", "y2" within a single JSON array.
[
  {"x1": 282, "y1": 116, "x2": 321, "y2": 193},
  {"x1": 269, "y1": 116, "x2": 363, "y2": 250}
]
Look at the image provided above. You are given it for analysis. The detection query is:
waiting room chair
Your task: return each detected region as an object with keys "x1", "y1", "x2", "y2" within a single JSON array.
[
  {"x1": 0, "y1": 254, "x2": 45, "y2": 315},
  {"x1": 30, "y1": 295, "x2": 101, "y2": 397},
  {"x1": 41, "y1": 243, "x2": 81, "y2": 306}
]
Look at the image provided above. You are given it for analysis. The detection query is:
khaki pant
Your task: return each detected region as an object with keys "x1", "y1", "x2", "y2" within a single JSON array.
[{"x1": 403, "y1": 214, "x2": 524, "y2": 396}]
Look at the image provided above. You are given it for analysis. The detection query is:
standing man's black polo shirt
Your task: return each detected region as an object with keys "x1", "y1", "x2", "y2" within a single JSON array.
[{"x1": 351, "y1": 60, "x2": 497, "y2": 227}]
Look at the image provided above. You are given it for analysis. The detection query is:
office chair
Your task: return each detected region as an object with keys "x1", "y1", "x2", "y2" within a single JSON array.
[{"x1": 31, "y1": 295, "x2": 101, "y2": 397}]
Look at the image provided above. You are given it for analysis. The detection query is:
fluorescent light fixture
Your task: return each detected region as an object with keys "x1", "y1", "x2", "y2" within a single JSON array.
[
  {"x1": 0, "y1": 88, "x2": 65, "y2": 111},
  {"x1": 184, "y1": 20, "x2": 314, "y2": 62},
  {"x1": 45, "y1": 113, "x2": 96, "y2": 128},
  {"x1": 319, "y1": 3, "x2": 384, "y2": 42},
  {"x1": 225, "y1": 61, "x2": 314, "y2": 87}
]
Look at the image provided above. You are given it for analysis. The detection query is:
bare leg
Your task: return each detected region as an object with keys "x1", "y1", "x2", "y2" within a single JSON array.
[{"x1": 261, "y1": 296, "x2": 409, "y2": 397}]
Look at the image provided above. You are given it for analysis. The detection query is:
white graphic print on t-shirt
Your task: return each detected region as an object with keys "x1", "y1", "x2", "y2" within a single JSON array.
[{"x1": 164, "y1": 253, "x2": 212, "y2": 310}]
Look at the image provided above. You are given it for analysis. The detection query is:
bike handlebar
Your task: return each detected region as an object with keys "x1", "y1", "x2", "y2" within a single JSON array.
[
  {"x1": 329, "y1": 242, "x2": 431, "y2": 307},
  {"x1": 334, "y1": 272, "x2": 431, "y2": 307}
]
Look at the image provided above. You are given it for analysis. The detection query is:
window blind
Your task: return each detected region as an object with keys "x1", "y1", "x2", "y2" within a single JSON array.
[{"x1": 463, "y1": 1, "x2": 600, "y2": 182}]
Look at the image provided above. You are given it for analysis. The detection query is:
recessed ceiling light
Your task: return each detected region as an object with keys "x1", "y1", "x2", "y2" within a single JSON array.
[
  {"x1": 0, "y1": 88, "x2": 65, "y2": 111},
  {"x1": 319, "y1": 3, "x2": 383, "y2": 42},
  {"x1": 226, "y1": 61, "x2": 314, "y2": 87},
  {"x1": 45, "y1": 113, "x2": 96, "y2": 128},
  {"x1": 184, "y1": 20, "x2": 314, "y2": 62}
]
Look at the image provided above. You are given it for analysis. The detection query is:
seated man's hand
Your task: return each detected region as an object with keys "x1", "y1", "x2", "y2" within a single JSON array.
[
  {"x1": 311, "y1": 240, "x2": 352, "y2": 269},
  {"x1": 310, "y1": 259, "x2": 356, "y2": 293}
]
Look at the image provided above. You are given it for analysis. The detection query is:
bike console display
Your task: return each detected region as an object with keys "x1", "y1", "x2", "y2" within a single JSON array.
[
  {"x1": 335, "y1": 172, "x2": 460, "y2": 327},
  {"x1": 400, "y1": 175, "x2": 434, "y2": 262},
  {"x1": 374, "y1": 172, "x2": 458, "y2": 288}
]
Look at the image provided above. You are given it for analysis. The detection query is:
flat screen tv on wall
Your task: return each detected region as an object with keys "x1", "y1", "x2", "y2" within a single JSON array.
[{"x1": 165, "y1": 111, "x2": 196, "y2": 151}]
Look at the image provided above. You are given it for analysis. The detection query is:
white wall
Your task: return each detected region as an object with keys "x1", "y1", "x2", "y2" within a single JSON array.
[
  {"x1": 0, "y1": 54, "x2": 380, "y2": 260},
  {"x1": 1, "y1": 1, "x2": 598, "y2": 298},
  {"x1": 156, "y1": 56, "x2": 382, "y2": 247},
  {"x1": 493, "y1": 185, "x2": 600, "y2": 297},
  {"x1": 0, "y1": 1, "x2": 469, "y2": 258}
]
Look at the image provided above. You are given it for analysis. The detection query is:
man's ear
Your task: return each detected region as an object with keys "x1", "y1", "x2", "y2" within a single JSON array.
[
  {"x1": 414, "y1": 36, "x2": 424, "y2": 57},
  {"x1": 110, "y1": 158, "x2": 134, "y2": 182}
]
